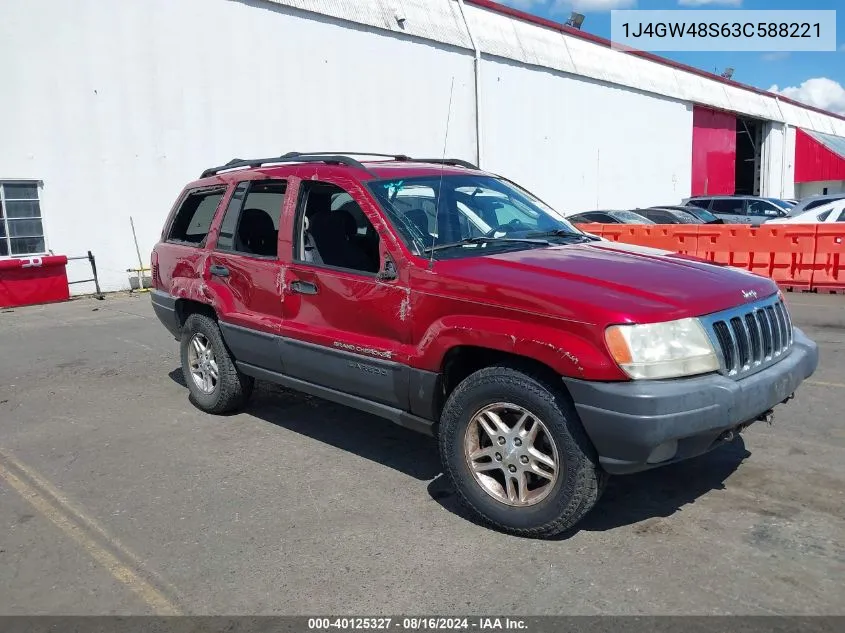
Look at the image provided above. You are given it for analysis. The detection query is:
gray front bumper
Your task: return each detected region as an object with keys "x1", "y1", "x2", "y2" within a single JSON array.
[{"x1": 563, "y1": 328, "x2": 819, "y2": 475}]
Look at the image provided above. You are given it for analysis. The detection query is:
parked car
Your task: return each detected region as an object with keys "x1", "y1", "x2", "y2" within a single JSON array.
[
  {"x1": 151, "y1": 152, "x2": 818, "y2": 538},
  {"x1": 786, "y1": 194, "x2": 845, "y2": 217},
  {"x1": 566, "y1": 210, "x2": 654, "y2": 225},
  {"x1": 766, "y1": 198, "x2": 845, "y2": 224},
  {"x1": 766, "y1": 198, "x2": 796, "y2": 211},
  {"x1": 632, "y1": 207, "x2": 703, "y2": 224},
  {"x1": 649, "y1": 205, "x2": 724, "y2": 224},
  {"x1": 683, "y1": 195, "x2": 790, "y2": 226}
]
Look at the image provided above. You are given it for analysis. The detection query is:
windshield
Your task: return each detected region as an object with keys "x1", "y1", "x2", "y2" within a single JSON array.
[
  {"x1": 367, "y1": 174, "x2": 583, "y2": 257},
  {"x1": 683, "y1": 207, "x2": 718, "y2": 223},
  {"x1": 767, "y1": 198, "x2": 794, "y2": 210}
]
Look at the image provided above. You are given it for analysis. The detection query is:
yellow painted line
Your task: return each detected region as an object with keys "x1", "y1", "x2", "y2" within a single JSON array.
[
  {"x1": 806, "y1": 380, "x2": 845, "y2": 389},
  {"x1": 0, "y1": 451, "x2": 182, "y2": 615}
]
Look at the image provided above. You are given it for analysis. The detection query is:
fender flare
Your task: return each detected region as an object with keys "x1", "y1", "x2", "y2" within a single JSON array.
[{"x1": 415, "y1": 315, "x2": 623, "y2": 380}]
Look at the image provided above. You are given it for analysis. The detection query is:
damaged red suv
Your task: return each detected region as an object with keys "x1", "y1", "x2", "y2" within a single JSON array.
[{"x1": 151, "y1": 152, "x2": 818, "y2": 537}]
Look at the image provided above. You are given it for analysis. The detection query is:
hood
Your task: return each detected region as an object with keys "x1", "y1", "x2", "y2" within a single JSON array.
[{"x1": 428, "y1": 241, "x2": 777, "y2": 325}]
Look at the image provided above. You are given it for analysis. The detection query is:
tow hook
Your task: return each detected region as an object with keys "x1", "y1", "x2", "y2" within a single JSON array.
[
  {"x1": 757, "y1": 409, "x2": 775, "y2": 426},
  {"x1": 718, "y1": 429, "x2": 736, "y2": 442},
  {"x1": 782, "y1": 393, "x2": 795, "y2": 404}
]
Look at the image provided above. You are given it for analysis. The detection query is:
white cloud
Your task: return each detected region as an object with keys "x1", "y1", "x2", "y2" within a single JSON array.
[
  {"x1": 553, "y1": 0, "x2": 637, "y2": 12},
  {"x1": 769, "y1": 78, "x2": 845, "y2": 116},
  {"x1": 678, "y1": 0, "x2": 742, "y2": 6}
]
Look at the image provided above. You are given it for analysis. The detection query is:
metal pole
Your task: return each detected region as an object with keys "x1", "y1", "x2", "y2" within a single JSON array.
[
  {"x1": 88, "y1": 251, "x2": 103, "y2": 299},
  {"x1": 130, "y1": 216, "x2": 146, "y2": 289}
]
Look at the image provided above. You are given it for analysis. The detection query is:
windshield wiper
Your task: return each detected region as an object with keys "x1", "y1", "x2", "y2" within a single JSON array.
[
  {"x1": 528, "y1": 229, "x2": 601, "y2": 242},
  {"x1": 423, "y1": 236, "x2": 550, "y2": 254}
]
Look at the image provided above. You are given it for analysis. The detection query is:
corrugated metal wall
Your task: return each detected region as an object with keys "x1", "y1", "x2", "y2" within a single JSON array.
[{"x1": 795, "y1": 129, "x2": 845, "y2": 183}]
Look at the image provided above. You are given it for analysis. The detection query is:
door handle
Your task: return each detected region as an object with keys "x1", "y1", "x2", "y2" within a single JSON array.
[
  {"x1": 210, "y1": 264, "x2": 230, "y2": 277},
  {"x1": 290, "y1": 280, "x2": 318, "y2": 295}
]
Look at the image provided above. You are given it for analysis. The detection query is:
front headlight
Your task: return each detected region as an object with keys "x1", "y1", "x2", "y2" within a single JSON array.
[{"x1": 605, "y1": 317, "x2": 719, "y2": 380}]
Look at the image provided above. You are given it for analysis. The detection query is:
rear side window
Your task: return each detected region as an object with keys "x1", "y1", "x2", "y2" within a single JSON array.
[
  {"x1": 640, "y1": 209, "x2": 667, "y2": 222},
  {"x1": 576, "y1": 212, "x2": 612, "y2": 223},
  {"x1": 168, "y1": 189, "x2": 225, "y2": 245}
]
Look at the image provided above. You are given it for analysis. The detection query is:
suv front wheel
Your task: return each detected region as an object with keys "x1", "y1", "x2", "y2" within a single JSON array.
[
  {"x1": 180, "y1": 313, "x2": 254, "y2": 414},
  {"x1": 438, "y1": 366, "x2": 606, "y2": 538}
]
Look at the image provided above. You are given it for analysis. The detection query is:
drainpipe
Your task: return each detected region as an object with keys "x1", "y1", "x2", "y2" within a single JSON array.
[
  {"x1": 457, "y1": 0, "x2": 482, "y2": 167},
  {"x1": 774, "y1": 96, "x2": 789, "y2": 197}
]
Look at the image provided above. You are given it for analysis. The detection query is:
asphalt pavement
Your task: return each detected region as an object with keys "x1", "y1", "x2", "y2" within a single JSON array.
[{"x1": 0, "y1": 292, "x2": 843, "y2": 615}]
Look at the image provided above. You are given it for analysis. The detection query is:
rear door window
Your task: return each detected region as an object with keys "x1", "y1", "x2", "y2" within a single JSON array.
[
  {"x1": 710, "y1": 199, "x2": 744, "y2": 215},
  {"x1": 686, "y1": 199, "x2": 712, "y2": 209},
  {"x1": 217, "y1": 181, "x2": 286, "y2": 257},
  {"x1": 168, "y1": 189, "x2": 226, "y2": 245}
]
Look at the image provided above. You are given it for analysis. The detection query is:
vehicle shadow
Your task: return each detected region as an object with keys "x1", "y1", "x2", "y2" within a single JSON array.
[
  {"x1": 168, "y1": 368, "x2": 441, "y2": 481},
  {"x1": 169, "y1": 368, "x2": 750, "y2": 534},
  {"x1": 427, "y1": 437, "x2": 752, "y2": 538}
]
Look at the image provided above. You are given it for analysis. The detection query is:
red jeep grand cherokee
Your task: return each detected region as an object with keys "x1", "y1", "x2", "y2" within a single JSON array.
[{"x1": 151, "y1": 152, "x2": 818, "y2": 538}]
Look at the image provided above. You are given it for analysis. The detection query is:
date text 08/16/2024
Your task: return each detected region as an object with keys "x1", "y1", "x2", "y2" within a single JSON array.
[{"x1": 307, "y1": 617, "x2": 528, "y2": 631}]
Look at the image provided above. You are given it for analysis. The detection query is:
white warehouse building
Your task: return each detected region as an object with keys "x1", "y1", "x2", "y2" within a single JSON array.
[{"x1": 2, "y1": 0, "x2": 845, "y2": 293}]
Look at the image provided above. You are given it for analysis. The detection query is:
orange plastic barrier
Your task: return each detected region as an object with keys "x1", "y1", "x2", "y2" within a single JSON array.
[
  {"x1": 593, "y1": 225, "x2": 699, "y2": 256},
  {"x1": 578, "y1": 223, "x2": 845, "y2": 292},
  {"x1": 754, "y1": 225, "x2": 818, "y2": 291},
  {"x1": 811, "y1": 226, "x2": 845, "y2": 293},
  {"x1": 696, "y1": 224, "x2": 757, "y2": 271}
]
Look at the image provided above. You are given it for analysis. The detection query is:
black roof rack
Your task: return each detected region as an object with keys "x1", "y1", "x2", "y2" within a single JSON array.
[
  {"x1": 405, "y1": 158, "x2": 479, "y2": 169},
  {"x1": 199, "y1": 152, "x2": 479, "y2": 179}
]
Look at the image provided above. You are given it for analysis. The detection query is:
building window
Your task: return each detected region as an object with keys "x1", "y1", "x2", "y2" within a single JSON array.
[{"x1": 0, "y1": 182, "x2": 46, "y2": 257}]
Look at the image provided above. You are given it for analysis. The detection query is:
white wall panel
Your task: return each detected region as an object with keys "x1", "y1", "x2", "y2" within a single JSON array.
[
  {"x1": 795, "y1": 180, "x2": 845, "y2": 198},
  {"x1": 479, "y1": 58, "x2": 692, "y2": 213},
  {"x1": 761, "y1": 123, "x2": 785, "y2": 198},
  {"x1": 0, "y1": 0, "x2": 475, "y2": 292},
  {"x1": 784, "y1": 125, "x2": 797, "y2": 200}
]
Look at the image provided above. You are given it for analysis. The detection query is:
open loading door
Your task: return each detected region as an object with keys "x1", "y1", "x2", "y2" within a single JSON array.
[{"x1": 691, "y1": 106, "x2": 765, "y2": 196}]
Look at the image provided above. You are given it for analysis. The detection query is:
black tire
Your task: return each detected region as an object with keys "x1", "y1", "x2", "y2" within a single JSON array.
[
  {"x1": 180, "y1": 313, "x2": 254, "y2": 414},
  {"x1": 438, "y1": 365, "x2": 606, "y2": 538}
]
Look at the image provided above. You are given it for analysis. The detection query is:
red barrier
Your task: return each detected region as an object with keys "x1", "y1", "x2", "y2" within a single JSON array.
[
  {"x1": 0, "y1": 255, "x2": 70, "y2": 308},
  {"x1": 577, "y1": 223, "x2": 845, "y2": 292},
  {"x1": 810, "y1": 226, "x2": 845, "y2": 293}
]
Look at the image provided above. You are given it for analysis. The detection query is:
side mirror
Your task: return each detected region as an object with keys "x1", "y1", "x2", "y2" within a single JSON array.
[{"x1": 376, "y1": 255, "x2": 398, "y2": 281}]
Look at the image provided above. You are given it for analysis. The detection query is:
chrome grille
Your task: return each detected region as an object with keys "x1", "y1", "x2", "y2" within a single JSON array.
[{"x1": 703, "y1": 296, "x2": 793, "y2": 378}]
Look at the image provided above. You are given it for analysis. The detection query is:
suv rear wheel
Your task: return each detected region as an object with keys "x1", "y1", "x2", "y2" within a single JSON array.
[
  {"x1": 438, "y1": 366, "x2": 606, "y2": 538},
  {"x1": 180, "y1": 313, "x2": 254, "y2": 414}
]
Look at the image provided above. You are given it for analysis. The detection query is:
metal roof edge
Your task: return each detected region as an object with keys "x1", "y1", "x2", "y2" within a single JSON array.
[{"x1": 465, "y1": 0, "x2": 845, "y2": 125}]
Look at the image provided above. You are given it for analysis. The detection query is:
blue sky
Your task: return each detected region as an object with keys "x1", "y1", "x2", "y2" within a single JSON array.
[{"x1": 500, "y1": 0, "x2": 845, "y2": 115}]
